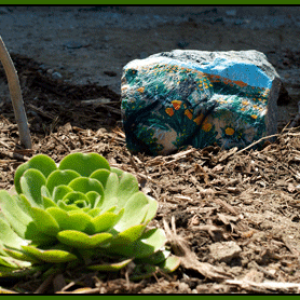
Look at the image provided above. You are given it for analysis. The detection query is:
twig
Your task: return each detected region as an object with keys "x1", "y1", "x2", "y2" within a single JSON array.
[
  {"x1": 163, "y1": 217, "x2": 232, "y2": 281},
  {"x1": 60, "y1": 275, "x2": 87, "y2": 292},
  {"x1": 0, "y1": 36, "x2": 31, "y2": 149},
  {"x1": 0, "y1": 150, "x2": 30, "y2": 161},
  {"x1": 0, "y1": 287, "x2": 18, "y2": 294},
  {"x1": 80, "y1": 98, "x2": 115, "y2": 106},
  {"x1": 27, "y1": 103, "x2": 56, "y2": 120},
  {"x1": 57, "y1": 287, "x2": 101, "y2": 294},
  {"x1": 0, "y1": 139, "x2": 12, "y2": 149},
  {"x1": 52, "y1": 135, "x2": 71, "y2": 152},
  {"x1": 250, "y1": 261, "x2": 276, "y2": 280},
  {"x1": 226, "y1": 279, "x2": 300, "y2": 293},
  {"x1": 60, "y1": 281, "x2": 76, "y2": 292},
  {"x1": 34, "y1": 273, "x2": 55, "y2": 294},
  {"x1": 237, "y1": 130, "x2": 300, "y2": 155},
  {"x1": 236, "y1": 133, "x2": 280, "y2": 154},
  {"x1": 100, "y1": 104, "x2": 121, "y2": 115},
  {"x1": 215, "y1": 198, "x2": 239, "y2": 216}
]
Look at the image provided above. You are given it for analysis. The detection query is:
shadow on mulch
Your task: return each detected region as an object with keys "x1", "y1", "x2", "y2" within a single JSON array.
[{"x1": 0, "y1": 54, "x2": 122, "y2": 134}]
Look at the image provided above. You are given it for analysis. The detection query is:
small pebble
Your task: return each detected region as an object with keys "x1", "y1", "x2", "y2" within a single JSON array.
[
  {"x1": 178, "y1": 282, "x2": 190, "y2": 292},
  {"x1": 208, "y1": 241, "x2": 242, "y2": 263},
  {"x1": 52, "y1": 71, "x2": 63, "y2": 79}
]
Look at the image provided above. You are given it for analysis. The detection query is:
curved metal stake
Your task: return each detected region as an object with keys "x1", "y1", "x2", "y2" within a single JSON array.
[{"x1": 0, "y1": 36, "x2": 32, "y2": 149}]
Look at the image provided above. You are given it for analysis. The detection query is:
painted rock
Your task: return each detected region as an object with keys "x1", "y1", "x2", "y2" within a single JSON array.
[{"x1": 121, "y1": 50, "x2": 284, "y2": 155}]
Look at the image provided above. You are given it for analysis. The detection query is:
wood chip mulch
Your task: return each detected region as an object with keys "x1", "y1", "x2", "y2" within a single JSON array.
[{"x1": 1, "y1": 54, "x2": 300, "y2": 294}]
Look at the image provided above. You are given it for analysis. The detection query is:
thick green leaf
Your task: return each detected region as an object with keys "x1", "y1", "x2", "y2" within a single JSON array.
[
  {"x1": 114, "y1": 192, "x2": 149, "y2": 232},
  {"x1": 86, "y1": 207, "x2": 102, "y2": 217},
  {"x1": 46, "y1": 207, "x2": 93, "y2": 232},
  {"x1": 0, "y1": 255, "x2": 31, "y2": 269},
  {"x1": 110, "y1": 167, "x2": 124, "y2": 179},
  {"x1": 57, "y1": 201, "x2": 81, "y2": 211},
  {"x1": 135, "y1": 250, "x2": 171, "y2": 265},
  {"x1": 0, "y1": 218, "x2": 28, "y2": 249},
  {"x1": 109, "y1": 228, "x2": 166, "y2": 259},
  {"x1": 129, "y1": 264, "x2": 156, "y2": 281},
  {"x1": 0, "y1": 265, "x2": 47, "y2": 279},
  {"x1": 68, "y1": 178, "x2": 104, "y2": 201},
  {"x1": 92, "y1": 208, "x2": 124, "y2": 233},
  {"x1": 62, "y1": 191, "x2": 90, "y2": 208},
  {"x1": 12, "y1": 194, "x2": 32, "y2": 217},
  {"x1": 110, "y1": 224, "x2": 146, "y2": 246},
  {"x1": 86, "y1": 191, "x2": 101, "y2": 208},
  {"x1": 89, "y1": 169, "x2": 110, "y2": 189},
  {"x1": 116, "y1": 172, "x2": 139, "y2": 208},
  {"x1": 3, "y1": 246, "x2": 40, "y2": 263},
  {"x1": 46, "y1": 169, "x2": 81, "y2": 194},
  {"x1": 24, "y1": 222, "x2": 57, "y2": 246},
  {"x1": 59, "y1": 152, "x2": 110, "y2": 177},
  {"x1": 14, "y1": 154, "x2": 57, "y2": 194},
  {"x1": 144, "y1": 196, "x2": 158, "y2": 223},
  {"x1": 30, "y1": 207, "x2": 59, "y2": 237},
  {"x1": 42, "y1": 196, "x2": 57, "y2": 209},
  {"x1": 21, "y1": 246, "x2": 77, "y2": 263},
  {"x1": 97, "y1": 197, "x2": 118, "y2": 213},
  {"x1": 12, "y1": 196, "x2": 56, "y2": 245},
  {"x1": 0, "y1": 256, "x2": 17, "y2": 269},
  {"x1": 103, "y1": 173, "x2": 119, "y2": 201},
  {"x1": 41, "y1": 185, "x2": 52, "y2": 198},
  {"x1": 0, "y1": 241, "x2": 8, "y2": 257},
  {"x1": 106, "y1": 206, "x2": 117, "y2": 213},
  {"x1": 57, "y1": 230, "x2": 113, "y2": 249},
  {"x1": 20, "y1": 169, "x2": 46, "y2": 207},
  {"x1": 158, "y1": 256, "x2": 181, "y2": 273},
  {"x1": 0, "y1": 265, "x2": 46, "y2": 279},
  {"x1": 53, "y1": 185, "x2": 73, "y2": 203},
  {"x1": 0, "y1": 191, "x2": 32, "y2": 238},
  {"x1": 88, "y1": 258, "x2": 133, "y2": 271}
]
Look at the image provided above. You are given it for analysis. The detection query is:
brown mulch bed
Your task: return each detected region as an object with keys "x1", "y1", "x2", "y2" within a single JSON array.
[{"x1": 1, "y1": 55, "x2": 300, "y2": 294}]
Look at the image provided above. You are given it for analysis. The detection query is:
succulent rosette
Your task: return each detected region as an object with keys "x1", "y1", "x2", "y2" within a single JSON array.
[{"x1": 0, "y1": 153, "x2": 179, "y2": 279}]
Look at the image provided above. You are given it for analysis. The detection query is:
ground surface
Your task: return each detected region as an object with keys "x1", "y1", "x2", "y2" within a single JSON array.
[{"x1": 1, "y1": 5, "x2": 300, "y2": 294}]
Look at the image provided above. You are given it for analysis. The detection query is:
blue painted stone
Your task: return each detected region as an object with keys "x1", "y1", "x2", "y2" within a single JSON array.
[{"x1": 121, "y1": 50, "x2": 284, "y2": 155}]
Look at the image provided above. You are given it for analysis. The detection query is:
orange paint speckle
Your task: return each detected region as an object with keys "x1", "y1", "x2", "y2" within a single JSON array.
[
  {"x1": 193, "y1": 114, "x2": 204, "y2": 125},
  {"x1": 202, "y1": 123, "x2": 212, "y2": 132},
  {"x1": 184, "y1": 109, "x2": 193, "y2": 120},
  {"x1": 234, "y1": 80, "x2": 248, "y2": 88},
  {"x1": 225, "y1": 127, "x2": 235, "y2": 136},
  {"x1": 165, "y1": 107, "x2": 174, "y2": 117},
  {"x1": 172, "y1": 100, "x2": 182, "y2": 110}
]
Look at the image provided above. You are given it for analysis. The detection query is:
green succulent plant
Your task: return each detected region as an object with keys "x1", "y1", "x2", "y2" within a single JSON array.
[{"x1": 0, "y1": 152, "x2": 180, "y2": 280}]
